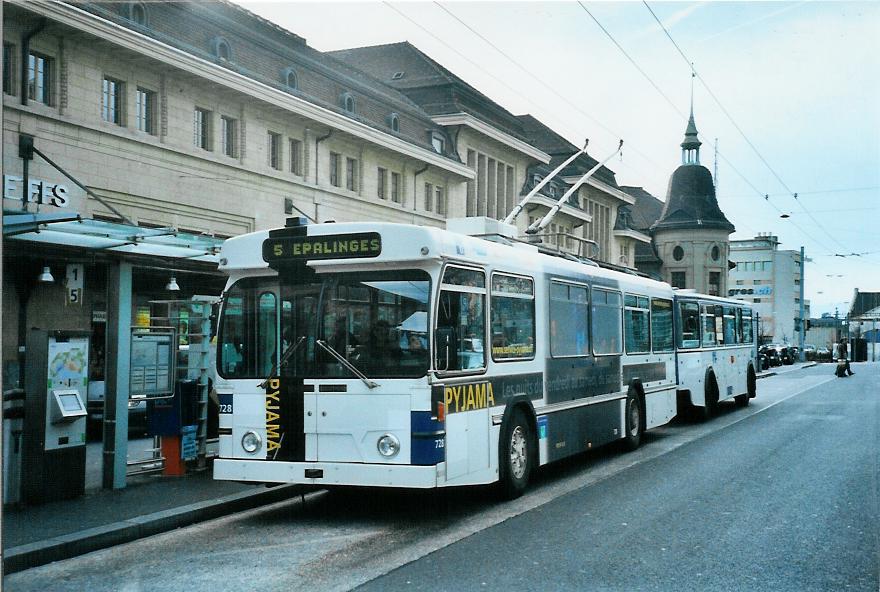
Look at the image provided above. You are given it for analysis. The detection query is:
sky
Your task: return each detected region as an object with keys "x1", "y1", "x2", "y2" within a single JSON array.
[{"x1": 237, "y1": 1, "x2": 880, "y2": 317}]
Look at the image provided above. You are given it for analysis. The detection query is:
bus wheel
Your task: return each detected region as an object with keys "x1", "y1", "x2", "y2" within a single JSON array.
[
  {"x1": 736, "y1": 366, "x2": 757, "y2": 407},
  {"x1": 498, "y1": 408, "x2": 533, "y2": 500},
  {"x1": 622, "y1": 390, "x2": 642, "y2": 452},
  {"x1": 694, "y1": 375, "x2": 718, "y2": 421}
]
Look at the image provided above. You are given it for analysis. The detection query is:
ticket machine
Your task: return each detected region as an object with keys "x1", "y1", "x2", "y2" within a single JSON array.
[{"x1": 22, "y1": 329, "x2": 89, "y2": 504}]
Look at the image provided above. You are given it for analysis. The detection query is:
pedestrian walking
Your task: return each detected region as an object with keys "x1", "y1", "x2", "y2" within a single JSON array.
[{"x1": 835, "y1": 338, "x2": 854, "y2": 377}]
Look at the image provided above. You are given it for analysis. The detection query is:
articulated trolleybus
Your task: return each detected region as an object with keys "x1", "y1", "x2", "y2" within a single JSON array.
[{"x1": 212, "y1": 217, "x2": 755, "y2": 497}]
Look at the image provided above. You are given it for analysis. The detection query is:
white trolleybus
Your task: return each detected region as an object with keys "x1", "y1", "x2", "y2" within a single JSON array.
[
  {"x1": 212, "y1": 214, "x2": 700, "y2": 498},
  {"x1": 673, "y1": 291, "x2": 758, "y2": 420}
]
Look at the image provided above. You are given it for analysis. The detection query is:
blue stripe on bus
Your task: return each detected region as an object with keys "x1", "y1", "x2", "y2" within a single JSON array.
[{"x1": 410, "y1": 411, "x2": 445, "y2": 465}]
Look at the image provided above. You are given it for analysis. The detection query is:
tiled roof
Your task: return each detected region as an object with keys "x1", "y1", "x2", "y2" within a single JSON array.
[
  {"x1": 619, "y1": 186, "x2": 665, "y2": 232},
  {"x1": 329, "y1": 42, "x2": 530, "y2": 141},
  {"x1": 517, "y1": 115, "x2": 618, "y2": 187}
]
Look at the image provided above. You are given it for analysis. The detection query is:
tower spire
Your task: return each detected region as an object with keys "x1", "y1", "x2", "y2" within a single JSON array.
[{"x1": 681, "y1": 69, "x2": 701, "y2": 165}]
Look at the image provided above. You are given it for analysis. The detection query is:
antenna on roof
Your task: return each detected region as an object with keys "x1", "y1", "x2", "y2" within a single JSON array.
[
  {"x1": 526, "y1": 140, "x2": 624, "y2": 235},
  {"x1": 503, "y1": 139, "x2": 590, "y2": 226}
]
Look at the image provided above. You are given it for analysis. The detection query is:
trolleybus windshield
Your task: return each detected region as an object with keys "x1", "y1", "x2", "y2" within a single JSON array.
[{"x1": 218, "y1": 270, "x2": 431, "y2": 380}]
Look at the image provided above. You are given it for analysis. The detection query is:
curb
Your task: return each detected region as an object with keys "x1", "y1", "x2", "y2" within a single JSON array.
[
  {"x1": 756, "y1": 371, "x2": 776, "y2": 379},
  {"x1": 3, "y1": 483, "x2": 305, "y2": 574}
]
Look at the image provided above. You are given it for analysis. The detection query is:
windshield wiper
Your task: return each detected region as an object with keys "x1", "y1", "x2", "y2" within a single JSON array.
[
  {"x1": 315, "y1": 339, "x2": 379, "y2": 389},
  {"x1": 259, "y1": 336, "x2": 306, "y2": 389}
]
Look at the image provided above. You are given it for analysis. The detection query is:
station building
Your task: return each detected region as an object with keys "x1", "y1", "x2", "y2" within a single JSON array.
[{"x1": 2, "y1": 0, "x2": 651, "y2": 492}]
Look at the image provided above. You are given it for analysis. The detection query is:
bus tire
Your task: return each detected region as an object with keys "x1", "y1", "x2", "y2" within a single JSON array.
[
  {"x1": 498, "y1": 407, "x2": 533, "y2": 500},
  {"x1": 622, "y1": 389, "x2": 643, "y2": 452},
  {"x1": 736, "y1": 365, "x2": 756, "y2": 407},
  {"x1": 694, "y1": 373, "x2": 718, "y2": 421}
]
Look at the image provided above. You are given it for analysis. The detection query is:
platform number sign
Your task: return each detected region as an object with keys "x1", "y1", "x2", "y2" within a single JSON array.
[{"x1": 66, "y1": 264, "x2": 84, "y2": 305}]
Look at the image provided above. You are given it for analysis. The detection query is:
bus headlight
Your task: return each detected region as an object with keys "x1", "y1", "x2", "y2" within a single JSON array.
[
  {"x1": 377, "y1": 434, "x2": 400, "y2": 458},
  {"x1": 242, "y1": 430, "x2": 262, "y2": 454}
]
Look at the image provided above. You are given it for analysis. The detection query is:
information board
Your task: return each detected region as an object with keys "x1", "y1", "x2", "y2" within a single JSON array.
[{"x1": 130, "y1": 332, "x2": 175, "y2": 398}]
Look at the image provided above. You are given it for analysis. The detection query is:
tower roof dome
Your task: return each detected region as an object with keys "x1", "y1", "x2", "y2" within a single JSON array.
[{"x1": 651, "y1": 164, "x2": 734, "y2": 233}]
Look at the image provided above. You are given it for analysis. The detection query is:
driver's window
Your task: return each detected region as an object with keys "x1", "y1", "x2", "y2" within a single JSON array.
[{"x1": 435, "y1": 266, "x2": 486, "y2": 372}]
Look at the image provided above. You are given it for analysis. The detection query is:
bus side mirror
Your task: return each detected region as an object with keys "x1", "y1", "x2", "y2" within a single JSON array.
[{"x1": 434, "y1": 327, "x2": 454, "y2": 371}]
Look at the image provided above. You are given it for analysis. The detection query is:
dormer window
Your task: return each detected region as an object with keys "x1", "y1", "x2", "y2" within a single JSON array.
[
  {"x1": 430, "y1": 132, "x2": 445, "y2": 154},
  {"x1": 282, "y1": 67, "x2": 298, "y2": 91},
  {"x1": 340, "y1": 92, "x2": 356, "y2": 114},
  {"x1": 391, "y1": 71, "x2": 405, "y2": 80},
  {"x1": 211, "y1": 37, "x2": 232, "y2": 62},
  {"x1": 532, "y1": 174, "x2": 543, "y2": 185},
  {"x1": 129, "y1": 2, "x2": 147, "y2": 26},
  {"x1": 387, "y1": 113, "x2": 400, "y2": 133}
]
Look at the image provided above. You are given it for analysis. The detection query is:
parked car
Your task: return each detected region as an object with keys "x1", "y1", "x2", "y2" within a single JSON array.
[
  {"x1": 787, "y1": 346, "x2": 800, "y2": 363},
  {"x1": 816, "y1": 346, "x2": 832, "y2": 362},
  {"x1": 759, "y1": 345, "x2": 782, "y2": 367},
  {"x1": 803, "y1": 344, "x2": 817, "y2": 360},
  {"x1": 779, "y1": 346, "x2": 795, "y2": 365}
]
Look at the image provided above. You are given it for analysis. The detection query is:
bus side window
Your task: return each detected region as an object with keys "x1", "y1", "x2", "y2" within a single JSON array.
[
  {"x1": 651, "y1": 298, "x2": 674, "y2": 352},
  {"x1": 592, "y1": 288, "x2": 622, "y2": 355},
  {"x1": 742, "y1": 309, "x2": 753, "y2": 343},
  {"x1": 701, "y1": 304, "x2": 717, "y2": 347},
  {"x1": 436, "y1": 266, "x2": 486, "y2": 372},
  {"x1": 678, "y1": 302, "x2": 700, "y2": 349}
]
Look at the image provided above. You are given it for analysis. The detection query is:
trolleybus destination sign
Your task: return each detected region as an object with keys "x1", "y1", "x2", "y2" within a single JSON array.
[{"x1": 263, "y1": 232, "x2": 382, "y2": 263}]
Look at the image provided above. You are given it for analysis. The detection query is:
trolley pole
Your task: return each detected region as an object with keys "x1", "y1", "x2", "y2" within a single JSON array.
[{"x1": 798, "y1": 246, "x2": 806, "y2": 362}]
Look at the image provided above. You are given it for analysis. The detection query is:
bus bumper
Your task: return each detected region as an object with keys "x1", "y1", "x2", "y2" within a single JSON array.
[{"x1": 213, "y1": 458, "x2": 442, "y2": 488}]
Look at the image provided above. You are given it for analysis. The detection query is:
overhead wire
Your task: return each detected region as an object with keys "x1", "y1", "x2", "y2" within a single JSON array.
[
  {"x1": 383, "y1": 1, "x2": 659, "y2": 183},
  {"x1": 641, "y1": 0, "x2": 857, "y2": 255},
  {"x1": 575, "y1": 1, "x2": 842, "y2": 255},
  {"x1": 430, "y1": 1, "x2": 665, "y2": 174}
]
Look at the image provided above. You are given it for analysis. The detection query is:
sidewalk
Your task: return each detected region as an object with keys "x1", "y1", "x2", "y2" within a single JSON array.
[
  {"x1": 2, "y1": 463, "x2": 304, "y2": 574},
  {"x1": 757, "y1": 360, "x2": 817, "y2": 379}
]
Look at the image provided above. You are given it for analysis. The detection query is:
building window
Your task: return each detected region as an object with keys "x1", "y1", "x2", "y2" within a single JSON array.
[
  {"x1": 430, "y1": 132, "x2": 445, "y2": 154},
  {"x1": 27, "y1": 52, "x2": 52, "y2": 105},
  {"x1": 221, "y1": 115, "x2": 237, "y2": 158},
  {"x1": 424, "y1": 183, "x2": 433, "y2": 211},
  {"x1": 267, "y1": 132, "x2": 281, "y2": 169},
  {"x1": 289, "y1": 139, "x2": 302, "y2": 175},
  {"x1": 436, "y1": 186, "x2": 446, "y2": 216},
  {"x1": 212, "y1": 37, "x2": 232, "y2": 62},
  {"x1": 193, "y1": 107, "x2": 211, "y2": 150},
  {"x1": 711, "y1": 245, "x2": 720, "y2": 261},
  {"x1": 340, "y1": 92, "x2": 355, "y2": 114},
  {"x1": 671, "y1": 271, "x2": 686, "y2": 289},
  {"x1": 708, "y1": 271, "x2": 721, "y2": 296},
  {"x1": 135, "y1": 87, "x2": 155, "y2": 134},
  {"x1": 129, "y1": 2, "x2": 148, "y2": 26},
  {"x1": 102, "y1": 77, "x2": 124, "y2": 125},
  {"x1": 390, "y1": 172, "x2": 401, "y2": 203},
  {"x1": 345, "y1": 157, "x2": 358, "y2": 191},
  {"x1": 673, "y1": 245, "x2": 684, "y2": 261},
  {"x1": 283, "y1": 67, "x2": 298, "y2": 90},
  {"x1": 3, "y1": 44, "x2": 14, "y2": 95},
  {"x1": 388, "y1": 113, "x2": 400, "y2": 133},
  {"x1": 329, "y1": 152, "x2": 340, "y2": 187},
  {"x1": 377, "y1": 168, "x2": 387, "y2": 199}
]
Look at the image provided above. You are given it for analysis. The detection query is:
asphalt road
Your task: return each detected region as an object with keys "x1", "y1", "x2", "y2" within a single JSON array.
[{"x1": 6, "y1": 363, "x2": 877, "y2": 592}]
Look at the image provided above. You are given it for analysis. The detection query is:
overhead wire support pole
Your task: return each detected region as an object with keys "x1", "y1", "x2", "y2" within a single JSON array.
[
  {"x1": 527, "y1": 140, "x2": 623, "y2": 235},
  {"x1": 503, "y1": 140, "x2": 590, "y2": 226}
]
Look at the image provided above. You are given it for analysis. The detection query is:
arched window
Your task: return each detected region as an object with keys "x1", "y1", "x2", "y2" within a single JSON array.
[
  {"x1": 211, "y1": 37, "x2": 232, "y2": 62},
  {"x1": 711, "y1": 245, "x2": 721, "y2": 261},
  {"x1": 282, "y1": 68, "x2": 298, "y2": 91},
  {"x1": 129, "y1": 2, "x2": 147, "y2": 26},
  {"x1": 387, "y1": 113, "x2": 399, "y2": 133},
  {"x1": 673, "y1": 245, "x2": 685, "y2": 261},
  {"x1": 340, "y1": 92, "x2": 355, "y2": 114}
]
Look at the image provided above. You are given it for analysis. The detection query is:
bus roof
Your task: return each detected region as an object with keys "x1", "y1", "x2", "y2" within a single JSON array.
[{"x1": 219, "y1": 221, "x2": 672, "y2": 296}]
